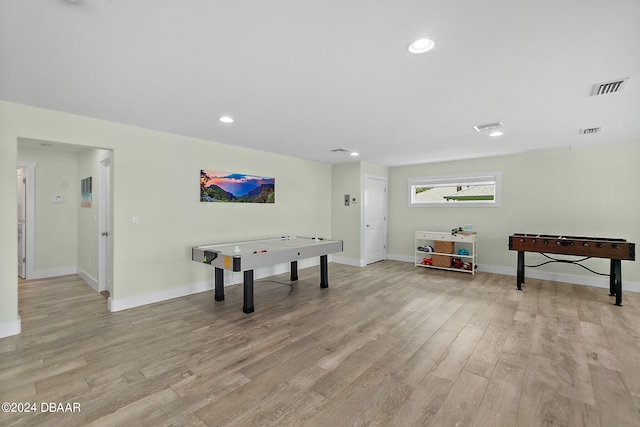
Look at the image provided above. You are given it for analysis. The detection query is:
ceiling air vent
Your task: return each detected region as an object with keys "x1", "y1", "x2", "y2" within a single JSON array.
[
  {"x1": 331, "y1": 148, "x2": 350, "y2": 153},
  {"x1": 579, "y1": 127, "x2": 601, "y2": 135},
  {"x1": 591, "y1": 78, "x2": 630, "y2": 96},
  {"x1": 473, "y1": 121, "x2": 503, "y2": 132}
]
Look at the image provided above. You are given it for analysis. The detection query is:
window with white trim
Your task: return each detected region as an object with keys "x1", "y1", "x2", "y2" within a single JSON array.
[{"x1": 408, "y1": 172, "x2": 502, "y2": 207}]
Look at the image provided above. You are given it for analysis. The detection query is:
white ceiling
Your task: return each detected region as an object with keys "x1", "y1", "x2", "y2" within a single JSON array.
[{"x1": 2, "y1": 0, "x2": 639, "y2": 166}]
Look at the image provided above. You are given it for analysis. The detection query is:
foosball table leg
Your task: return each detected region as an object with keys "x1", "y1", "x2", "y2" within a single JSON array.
[
  {"x1": 610, "y1": 259, "x2": 623, "y2": 306},
  {"x1": 516, "y1": 251, "x2": 525, "y2": 290}
]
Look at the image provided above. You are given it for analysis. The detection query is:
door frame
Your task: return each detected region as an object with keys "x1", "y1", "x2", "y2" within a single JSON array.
[
  {"x1": 98, "y1": 154, "x2": 112, "y2": 294},
  {"x1": 17, "y1": 162, "x2": 36, "y2": 279}
]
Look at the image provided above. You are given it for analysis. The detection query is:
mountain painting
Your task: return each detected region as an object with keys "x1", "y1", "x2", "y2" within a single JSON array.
[{"x1": 200, "y1": 170, "x2": 275, "y2": 203}]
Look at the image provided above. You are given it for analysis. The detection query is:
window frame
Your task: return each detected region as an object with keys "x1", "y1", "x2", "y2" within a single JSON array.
[{"x1": 407, "y1": 172, "x2": 502, "y2": 208}]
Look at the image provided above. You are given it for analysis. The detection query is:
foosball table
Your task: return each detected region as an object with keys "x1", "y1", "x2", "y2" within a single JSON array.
[{"x1": 508, "y1": 233, "x2": 636, "y2": 306}]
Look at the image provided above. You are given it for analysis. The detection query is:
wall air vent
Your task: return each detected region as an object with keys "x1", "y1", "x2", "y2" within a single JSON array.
[
  {"x1": 579, "y1": 127, "x2": 601, "y2": 135},
  {"x1": 473, "y1": 121, "x2": 504, "y2": 132},
  {"x1": 591, "y1": 78, "x2": 629, "y2": 96}
]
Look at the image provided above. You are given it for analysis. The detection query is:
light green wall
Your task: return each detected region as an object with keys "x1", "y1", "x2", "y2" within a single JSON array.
[
  {"x1": 0, "y1": 107, "x2": 19, "y2": 332},
  {"x1": 331, "y1": 161, "x2": 389, "y2": 265},
  {"x1": 331, "y1": 162, "x2": 362, "y2": 262},
  {"x1": 17, "y1": 147, "x2": 79, "y2": 273},
  {"x1": 1, "y1": 101, "x2": 332, "y2": 331},
  {"x1": 388, "y1": 143, "x2": 640, "y2": 282},
  {"x1": 2, "y1": 98, "x2": 637, "y2": 336},
  {"x1": 362, "y1": 161, "x2": 388, "y2": 179}
]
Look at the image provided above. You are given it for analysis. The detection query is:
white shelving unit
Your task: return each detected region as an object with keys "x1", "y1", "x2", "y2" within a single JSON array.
[{"x1": 415, "y1": 231, "x2": 477, "y2": 274}]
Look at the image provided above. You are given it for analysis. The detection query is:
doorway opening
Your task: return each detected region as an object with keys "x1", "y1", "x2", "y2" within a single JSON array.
[
  {"x1": 17, "y1": 162, "x2": 36, "y2": 280},
  {"x1": 16, "y1": 140, "x2": 112, "y2": 303}
]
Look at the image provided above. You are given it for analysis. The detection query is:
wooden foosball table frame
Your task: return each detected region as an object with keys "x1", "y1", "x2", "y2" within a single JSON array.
[{"x1": 508, "y1": 233, "x2": 636, "y2": 306}]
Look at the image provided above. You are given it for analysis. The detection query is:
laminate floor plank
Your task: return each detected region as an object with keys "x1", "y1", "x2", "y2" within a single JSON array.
[
  {"x1": 429, "y1": 370, "x2": 489, "y2": 426},
  {"x1": 392, "y1": 373, "x2": 453, "y2": 426},
  {"x1": 395, "y1": 328, "x2": 459, "y2": 388},
  {"x1": 2, "y1": 261, "x2": 640, "y2": 426},
  {"x1": 430, "y1": 326, "x2": 484, "y2": 381},
  {"x1": 589, "y1": 364, "x2": 639, "y2": 427},
  {"x1": 473, "y1": 359, "x2": 526, "y2": 427}
]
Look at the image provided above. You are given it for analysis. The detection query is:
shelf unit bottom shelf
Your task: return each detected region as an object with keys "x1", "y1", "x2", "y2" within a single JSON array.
[{"x1": 415, "y1": 253, "x2": 476, "y2": 274}]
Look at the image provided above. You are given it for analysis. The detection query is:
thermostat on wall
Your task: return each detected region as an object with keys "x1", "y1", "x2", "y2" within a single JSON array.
[{"x1": 52, "y1": 195, "x2": 64, "y2": 203}]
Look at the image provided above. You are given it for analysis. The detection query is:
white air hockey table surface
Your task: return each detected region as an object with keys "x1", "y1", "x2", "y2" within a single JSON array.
[{"x1": 192, "y1": 236, "x2": 343, "y2": 313}]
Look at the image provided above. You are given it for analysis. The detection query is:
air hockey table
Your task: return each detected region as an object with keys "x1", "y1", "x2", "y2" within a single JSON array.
[{"x1": 192, "y1": 236, "x2": 343, "y2": 313}]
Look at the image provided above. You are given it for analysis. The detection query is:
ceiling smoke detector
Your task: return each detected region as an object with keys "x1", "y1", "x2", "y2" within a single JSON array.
[
  {"x1": 579, "y1": 127, "x2": 601, "y2": 135},
  {"x1": 591, "y1": 78, "x2": 630, "y2": 96},
  {"x1": 473, "y1": 121, "x2": 504, "y2": 132}
]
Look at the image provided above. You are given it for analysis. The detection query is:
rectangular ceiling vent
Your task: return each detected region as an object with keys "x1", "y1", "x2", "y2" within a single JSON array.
[
  {"x1": 473, "y1": 121, "x2": 503, "y2": 132},
  {"x1": 591, "y1": 78, "x2": 630, "y2": 96},
  {"x1": 579, "y1": 127, "x2": 601, "y2": 135}
]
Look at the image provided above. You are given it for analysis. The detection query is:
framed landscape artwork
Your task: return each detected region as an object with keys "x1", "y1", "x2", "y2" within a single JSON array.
[
  {"x1": 200, "y1": 170, "x2": 275, "y2": 203},
  {"x1": 81, "y1": 177, "x2": 92, "y2": 207}
]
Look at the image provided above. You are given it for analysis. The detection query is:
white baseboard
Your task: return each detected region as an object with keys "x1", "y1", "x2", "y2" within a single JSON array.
[
  {"x1": 109, "y1": 280, "x2": 213, "y2": 312},
  {"x1": 386, "y1": 254, "x2": 640, "y2": 293},
  {"x1": 0, "y1": 317, "x2": 21, "y2": 338},
  {"x1": 30, "y1": 266, "x2": 77, "y2": 280},
  {"x1": 386, "y1": 253, "x2": 413, "y2": 263},
  {"x1": 77, "y1": 268, "x2": 99, "y2": 292},
  {"x1": 479, "y1": 263, "x2": 640, "y2": 293},
  {"x1": 108, "y1": 258, "x2": 322, "y2": 312},
  {"x1": 332, "y1": 256, "x2": 366, "y2": 267},
  {"x1": 71, "y1": 254, "x2": 640, "y2": 313}
]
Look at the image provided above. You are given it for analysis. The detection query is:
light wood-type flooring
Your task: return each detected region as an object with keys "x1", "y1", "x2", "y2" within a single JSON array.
[{"x1": 2, "y1": 261, "x2": 640, "y2": 426}]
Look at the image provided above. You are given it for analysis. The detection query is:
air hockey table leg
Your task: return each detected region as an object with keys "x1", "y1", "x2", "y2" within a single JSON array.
[
  {"x1": 243, "y1": 270, "x2": 255, "y2": 313},
  {"x1": 214, "y1": 267, "x2": 225, "y2": 301},
  {"x1": 320, "y1": 255, "x2": 329, "y2": 288}
]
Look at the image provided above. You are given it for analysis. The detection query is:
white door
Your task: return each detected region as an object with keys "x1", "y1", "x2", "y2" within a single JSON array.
[
  {"x1": 99, "y1": 158, "x2": 112, "y2": 294},
  {"x1": 17, "y1": 168, "x2": 26, "y2": 278},
  {"x1": 364, "y1": 175, "x2": 387, "y2": 264}
]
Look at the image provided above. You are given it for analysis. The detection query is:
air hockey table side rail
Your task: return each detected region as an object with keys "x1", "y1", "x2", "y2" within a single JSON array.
[{"x1": 192, "y1": 236, "x2": 344, "y2": 313}]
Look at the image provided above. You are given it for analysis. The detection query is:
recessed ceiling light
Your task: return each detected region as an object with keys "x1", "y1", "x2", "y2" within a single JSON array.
[
  {"x1": 219, "y1": 116, "x2": 234, "y2": 123},
  {"x1": 332, "y1": 148, "x2": 360, "y2": 157},
  {"x1": 489, "y1": 131, "x2": 504, "y2": 137},
  {"x1": 408, "y1": 38, "x2": 435, "y2": 54}
]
